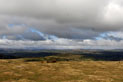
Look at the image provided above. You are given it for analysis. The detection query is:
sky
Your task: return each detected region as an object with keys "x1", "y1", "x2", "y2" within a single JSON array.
[{"x1": 0, "y1": 0, "x2": 123, "y2": 49}]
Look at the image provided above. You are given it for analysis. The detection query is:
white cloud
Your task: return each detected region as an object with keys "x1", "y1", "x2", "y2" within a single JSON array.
[{"x1": 0, "y1": 37, "x2": 123, "y2": 49}]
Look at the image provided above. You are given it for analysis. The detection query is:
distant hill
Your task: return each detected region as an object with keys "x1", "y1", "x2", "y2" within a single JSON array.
[
  {"x1": 0, "y1": 49, "x2": 123, "y2": 61},
  {"x1": 0, "y1": 54, "x2": 18, "y2": 59}
]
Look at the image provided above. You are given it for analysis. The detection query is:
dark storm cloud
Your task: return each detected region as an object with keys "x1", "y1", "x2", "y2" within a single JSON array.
[{"x1": 0, "y1": 0, "x2": 123, "y2": 38}]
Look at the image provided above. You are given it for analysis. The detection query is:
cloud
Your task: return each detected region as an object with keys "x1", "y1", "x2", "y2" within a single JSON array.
[
  {"x1": 0, "y1": 0, "x2": 123, "y2": 49},
  {"x1": 0, "y1": 37, "x2": 123, "y2": 49}
]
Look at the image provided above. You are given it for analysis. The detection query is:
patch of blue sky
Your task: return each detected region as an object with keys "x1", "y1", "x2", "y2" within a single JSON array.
[
  {"x1": 2, "y1": 35, "x2": 7, "y2": 39},
  {"x1": 8, "y1": 23, "x2": 26, "y2": 28}
]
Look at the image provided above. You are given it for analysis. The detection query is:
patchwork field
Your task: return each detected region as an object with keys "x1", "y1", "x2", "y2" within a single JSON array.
[{"x1": 0, "y1": 59, "x2": 123, "y2": 82}]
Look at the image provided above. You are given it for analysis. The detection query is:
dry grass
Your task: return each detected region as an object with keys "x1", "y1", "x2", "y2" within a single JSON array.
[{"x1": 0, "y1": 59, "x2": 123, "y2": 82}]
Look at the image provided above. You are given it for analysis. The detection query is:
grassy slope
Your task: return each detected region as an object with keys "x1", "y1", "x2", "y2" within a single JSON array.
[
  {"x1": 0, "y1": 59, "x2": 123, "y2": 82},
  {"x1": 0, "y1": 50, "x2": 123, "y2": 82}
]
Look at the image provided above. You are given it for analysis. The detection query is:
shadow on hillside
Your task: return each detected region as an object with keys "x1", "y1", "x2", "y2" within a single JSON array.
[
  {"x1": 81, "y1": 51, "x2": 123, "y2": 61},
  {"x1": 0, "y1": 52, "x2": 59, "y2": 59},
  {"x1": 1, "y1": 51, "x2": 123, "y2": 61}
]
